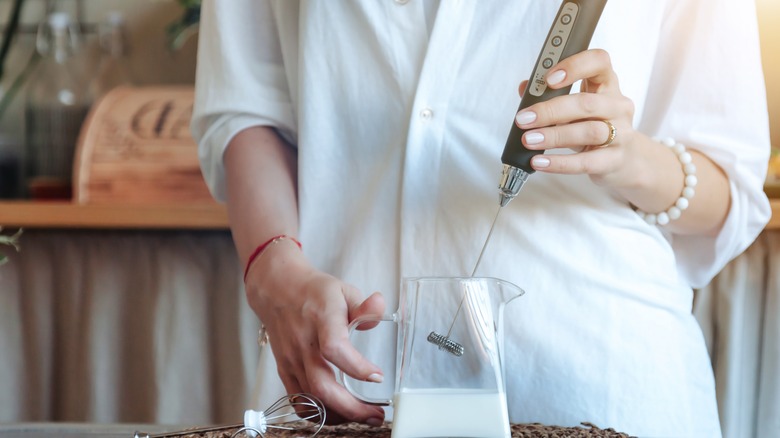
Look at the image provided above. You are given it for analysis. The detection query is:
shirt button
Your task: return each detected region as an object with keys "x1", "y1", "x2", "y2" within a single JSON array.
[
  {"x1": 394, "y1": 0, "x2": 410, "y2": 4},
  {"x1": 419, "y1": 107, "x2": 433, "y2": 121}
]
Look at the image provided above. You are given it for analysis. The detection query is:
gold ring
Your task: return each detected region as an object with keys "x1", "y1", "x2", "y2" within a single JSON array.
[{"x1": 598, "y1": 120, "x2": 617, "y2": 147}]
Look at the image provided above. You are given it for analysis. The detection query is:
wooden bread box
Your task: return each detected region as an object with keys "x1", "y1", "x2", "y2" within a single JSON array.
[{"x1": 74, "y1": 85, "x2": 216, "y2": 205}]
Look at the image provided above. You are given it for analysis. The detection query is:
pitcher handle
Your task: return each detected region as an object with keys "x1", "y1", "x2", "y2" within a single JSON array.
[{"x1": 339, "y1": 314, "x2": 395, "y2": 407}]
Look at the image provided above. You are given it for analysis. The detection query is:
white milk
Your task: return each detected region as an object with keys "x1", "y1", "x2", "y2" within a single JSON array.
[{"x1": 391, "y1": 388, "x2": 510, "y2": 438}]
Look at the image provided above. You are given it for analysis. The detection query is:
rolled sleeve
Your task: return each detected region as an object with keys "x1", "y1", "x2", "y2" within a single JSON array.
[
  {"x1": 190, "y1": 0, "x2": 296, "y2": 202},
  {"x1": 648, "y1": 0, "x2": 771, "y2": 288},
  {"x1": 670, "y1": 179, "x2": 770, "y2": 289}
]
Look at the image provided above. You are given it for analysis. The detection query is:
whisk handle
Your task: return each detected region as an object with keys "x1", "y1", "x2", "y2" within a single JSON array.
[{"x1": 339, "y1": 314, "x2": 396, "y2": 407}]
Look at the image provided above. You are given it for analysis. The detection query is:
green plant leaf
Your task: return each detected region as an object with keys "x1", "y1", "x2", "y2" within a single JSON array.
[
  {"x1": 167, "y1": 1, "x2": 201, "y2": 51},
  {"x1": 178, "y1": 0, "x2": 201, "y2": 8},
  {"x1": 0, "y1": 227, "x2": 22, "y2": 252}
]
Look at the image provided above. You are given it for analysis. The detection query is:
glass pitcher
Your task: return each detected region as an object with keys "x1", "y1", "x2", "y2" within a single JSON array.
[{"x1": 342, "y1": 277, "x2": 524, "y2": 438}]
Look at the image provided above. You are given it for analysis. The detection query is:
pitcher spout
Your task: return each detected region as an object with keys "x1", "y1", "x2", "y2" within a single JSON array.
[{"x1": 476, "y1": 277, "x2": 524, "y2": 315}]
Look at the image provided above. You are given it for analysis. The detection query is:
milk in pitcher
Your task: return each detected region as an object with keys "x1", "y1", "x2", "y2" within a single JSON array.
[{"x1": 391, "y1": 388, "x2": 511, "y2": 438}]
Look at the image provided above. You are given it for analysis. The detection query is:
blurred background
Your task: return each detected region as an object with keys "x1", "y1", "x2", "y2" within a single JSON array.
[
  {"x1": 0, "y1": 0, "x2": 778, "y2": 198},
  {"x1": 0, "y1": 0, "x2": 196, "y2": 87},
  {"x1": 758, "y1": 0, "x2": 780, "y2": 188},
  {"x1": 0, "y1": 1, "x2": 778, "y2": 437},
  {"x1": 0, "y1": 0, "x2": 198, "y2": 200}
]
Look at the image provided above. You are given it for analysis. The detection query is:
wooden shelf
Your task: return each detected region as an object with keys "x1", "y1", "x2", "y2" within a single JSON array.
[
  {"x1": 767, "y1": 198, "x2": 780, "y2": 231},
  {"x1": 1, "y1": 199, "x2": 779, "y2": 231},
  {"x1": 0, "y1": 201, "x2": 229, "y2": 229}
]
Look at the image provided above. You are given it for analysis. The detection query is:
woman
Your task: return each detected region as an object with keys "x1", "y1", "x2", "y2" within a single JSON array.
[{"x1": 192, "y1": 1, "x2": 770, "y2": 436}]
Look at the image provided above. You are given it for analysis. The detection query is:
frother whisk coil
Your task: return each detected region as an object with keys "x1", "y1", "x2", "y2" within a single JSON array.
[{"x1": 427, "y1": 331, "x2": 465, "y2": 356}]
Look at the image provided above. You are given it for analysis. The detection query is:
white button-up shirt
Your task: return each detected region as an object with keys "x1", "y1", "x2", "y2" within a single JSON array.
[{"x1": 192, "y1": 1, "x2": 770, "y2": 436}]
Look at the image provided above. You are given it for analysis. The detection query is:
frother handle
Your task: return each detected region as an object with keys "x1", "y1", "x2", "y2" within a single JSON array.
[
  {"x1": 501, "y1": 0, "x2": 607, "y2": 173},
  {"x1": 339, "y1": 314, "x2": 396, "y2": 407}
]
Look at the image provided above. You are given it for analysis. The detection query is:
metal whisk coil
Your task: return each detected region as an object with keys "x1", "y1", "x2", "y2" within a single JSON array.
[{"x1": 427, "y1": 331, "x2": 464, "y2": 356}]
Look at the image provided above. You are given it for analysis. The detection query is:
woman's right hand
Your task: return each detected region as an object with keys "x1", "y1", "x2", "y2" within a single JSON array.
[{"x1": 243, "y1": 238, "x2": 387, "y2": 426}]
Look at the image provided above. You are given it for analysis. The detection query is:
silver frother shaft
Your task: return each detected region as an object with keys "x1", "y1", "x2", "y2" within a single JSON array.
[
  {"x1": 498, "y1": 165, "x2": 531, "y2": 207},
  {"x1": 428, "y1": 0, "x2": 607, "y2": 357},
  {"x1": 426, "y1": 206, "x2": 501, "y2": 357}
]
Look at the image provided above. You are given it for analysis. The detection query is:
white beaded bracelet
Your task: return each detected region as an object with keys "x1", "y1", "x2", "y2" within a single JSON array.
[{"x1": 635, "y1": 138, "x2": 697, "y2": 226}]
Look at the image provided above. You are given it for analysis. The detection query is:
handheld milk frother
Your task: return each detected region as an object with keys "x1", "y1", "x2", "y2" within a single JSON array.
[{"x1": 427, "y1": 0, "x2": 608, "y2": 356}]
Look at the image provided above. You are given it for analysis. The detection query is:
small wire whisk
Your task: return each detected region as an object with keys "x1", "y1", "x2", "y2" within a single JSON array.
[{"x1": 133, "y1": 393, "x2": 326, "y2": 438}]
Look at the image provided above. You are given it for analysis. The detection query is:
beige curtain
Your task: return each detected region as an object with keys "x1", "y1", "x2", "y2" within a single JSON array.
[
  {"x1": 694, "y1": 230, "x2": 780, "y2": 438},
  {"x1": 0, "y1": 229, "x2": 259, "y2": 426},
  {"x1": 1, "y1": 228, "x2": 778, "y2": 437}
]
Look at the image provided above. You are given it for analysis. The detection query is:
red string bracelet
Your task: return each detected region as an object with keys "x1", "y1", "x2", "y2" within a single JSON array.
[{"x1": 243, "y1": 234, "x2": 302, "y2": 283}]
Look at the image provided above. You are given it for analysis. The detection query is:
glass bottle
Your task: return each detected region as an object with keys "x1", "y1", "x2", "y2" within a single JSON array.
[
  {"x1": 0, "y1": 89, "x2": 22, "y2": 198},
  {"x1": 89, "y1": 11, "x2": 134, "y2": 100},
  {"x1": 23, "y1": 12, "x2": 91, "y2": 200}
]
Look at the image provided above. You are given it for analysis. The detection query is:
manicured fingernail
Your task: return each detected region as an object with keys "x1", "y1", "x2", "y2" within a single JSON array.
[
  {"x1": 525, "y1": 132, "x2": 544, "y2": 145},
  {"x1": 367, "y1": 373, "x2": 383, "y2": 383},
  {"x1": 547, "y1": 70, "x2": 566, "y2": 86},
  {"x1": 367, "y1": 417, "x2": 384, "y2": 427},
  {"x1": 516, "y1": 111, "x2": 536, "y2": 125},
  {"x1": 532, "y1": 156, "x2": 551, "y2": 168}
]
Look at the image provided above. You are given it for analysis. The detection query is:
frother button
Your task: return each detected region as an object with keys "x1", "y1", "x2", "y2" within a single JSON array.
[{"x1": 419, "y1": 107, "x2": 433, "y2": 121}]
